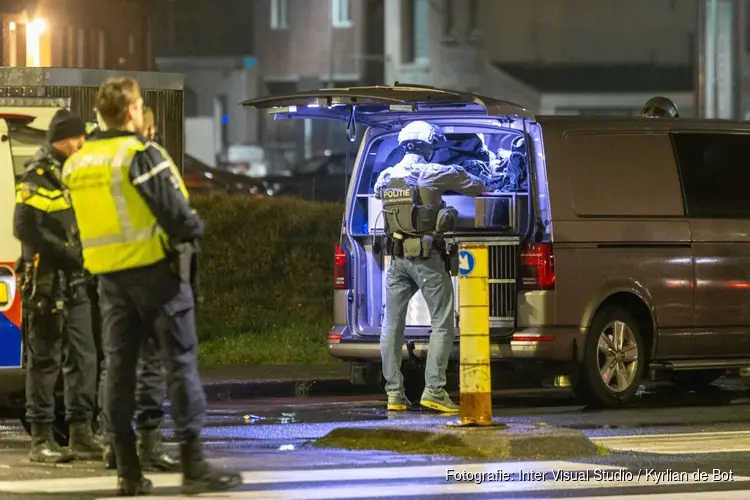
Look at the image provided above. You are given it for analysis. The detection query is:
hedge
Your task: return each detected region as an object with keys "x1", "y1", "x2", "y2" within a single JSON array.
[{"x1": 190, "y1": 193, "x2": 344, "y2": 365}]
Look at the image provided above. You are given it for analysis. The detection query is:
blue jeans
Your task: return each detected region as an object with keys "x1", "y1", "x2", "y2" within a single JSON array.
[{"x1": 380, "y1": 252, "x2": 454, "y2": 398}]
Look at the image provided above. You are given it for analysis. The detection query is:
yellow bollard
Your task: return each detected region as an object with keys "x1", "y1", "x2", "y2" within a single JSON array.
[{"x1": 454, "y1": 242, "x2": 494, "y2": 426}]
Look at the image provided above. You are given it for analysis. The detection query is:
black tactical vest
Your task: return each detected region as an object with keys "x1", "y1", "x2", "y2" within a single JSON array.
[{"x1": 380, "y1": 176, "x2": 441, "y2": 236}]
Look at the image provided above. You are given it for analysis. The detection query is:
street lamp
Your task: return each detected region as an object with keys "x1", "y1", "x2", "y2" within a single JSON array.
[{"x1": 30, "y1": 19, "x2": 45, "y2": 35}]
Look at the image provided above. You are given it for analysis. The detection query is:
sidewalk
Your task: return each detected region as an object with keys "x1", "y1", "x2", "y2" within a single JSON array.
[
  {"x1": 199, "y1": 362, "x2": 373, "y2": 401},
  {"x1": 197, "y1": 362, "x2": 555, "y2": 402}
]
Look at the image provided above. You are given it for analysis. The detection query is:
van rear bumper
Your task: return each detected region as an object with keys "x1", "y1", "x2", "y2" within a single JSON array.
[{"x1": 328, "y1": 326, "x2": 584, "y2": 362}]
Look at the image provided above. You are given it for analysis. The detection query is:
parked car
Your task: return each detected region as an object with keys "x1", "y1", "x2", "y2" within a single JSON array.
[
  {"x1": 183, "y1": 154, "x2": 266, "y2": 196},
  {"x1": 243, "y1": 84, "x2": 750, "y2": 408},
  {"x1": 259, "y1": 153, "x2": 350, "y2": 203}
]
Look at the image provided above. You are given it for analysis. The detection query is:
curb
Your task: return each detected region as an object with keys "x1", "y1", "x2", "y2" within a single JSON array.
[
  {"x1": 202, "y1": 378, "x2": 380, "y2": 401},
  {"x1": 200, "y1": 370, "x2": 560, "y2": 402}
]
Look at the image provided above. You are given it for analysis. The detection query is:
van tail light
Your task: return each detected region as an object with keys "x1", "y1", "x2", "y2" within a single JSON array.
[
  {"x1": 334, "y1": 243, "x2": 347, "y2": 290},
  {"x1": 520, "y1": 242, "x2": 555, "y2": 290}
]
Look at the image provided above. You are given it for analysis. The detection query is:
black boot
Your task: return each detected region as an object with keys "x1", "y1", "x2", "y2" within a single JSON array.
[
  {"x1": 29, "y1": 422, "x2": 74, "y2": 463},
  {"x1": 137, "y1": 428, "x2": 179, "y2": 472},
  {"x1": 180, "y1": 438, "x2": 242, "y2": 495},
  {"x1": 103, "y1": 443, "x2": 117, "y2": 469},
  {"x1": 69, "y1": 420, "x2": 104, "y2": 460},
  {"x1": 95, "y1": 432, "x2": 117, "y2": 469},
  {"x1": 113, "y1": 441, "x2": 152, "y2": 496}
]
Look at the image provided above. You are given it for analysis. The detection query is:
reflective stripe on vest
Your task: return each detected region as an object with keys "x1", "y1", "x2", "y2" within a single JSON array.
[{"x1": 62, "y1": 136, "x2": 167, "y2": 274}]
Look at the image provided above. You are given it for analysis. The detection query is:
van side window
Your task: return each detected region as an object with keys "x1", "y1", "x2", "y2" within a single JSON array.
[
  {"x1": 672, "y1": 132, "x2": 750, "y2": 218},
  {"x1": 565, "y1": 133, "x2": 685, "y2": 217}
]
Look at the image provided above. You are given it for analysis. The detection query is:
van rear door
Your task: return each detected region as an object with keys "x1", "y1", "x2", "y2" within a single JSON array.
[{"x1": 242, "y1": 85, "x2": 535, "y2": 341}]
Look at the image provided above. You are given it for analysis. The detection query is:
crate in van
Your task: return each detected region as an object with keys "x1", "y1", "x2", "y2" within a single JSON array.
[{"x1": 244, "y1": 86, "x2": 750, "y2": 408}]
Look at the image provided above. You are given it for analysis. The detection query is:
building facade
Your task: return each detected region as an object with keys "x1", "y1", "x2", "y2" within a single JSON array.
[
  {"x1": 385, "y1": 0, "x2": 700, "y2": 117},
  {"x1": 253, "y1": 0, "x2": 385, "y2": 162},
  {"x1": 0, "y1": 0, "x2": 153, "y2": 71},
  {"x1": 383, "y1": 0, "x2": 483, "y2": 92}
]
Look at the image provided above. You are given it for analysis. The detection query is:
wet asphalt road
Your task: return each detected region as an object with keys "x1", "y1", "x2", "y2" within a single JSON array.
[{"x1": 2, "y1": 380, "x2": 750, "y2": 498}]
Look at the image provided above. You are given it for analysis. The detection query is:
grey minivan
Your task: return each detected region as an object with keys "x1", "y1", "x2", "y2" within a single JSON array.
[{"x1": 243, "y1": 85, "x2": 750, "y2": 407}]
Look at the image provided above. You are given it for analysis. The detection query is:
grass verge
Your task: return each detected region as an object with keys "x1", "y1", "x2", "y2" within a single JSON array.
[
  {"x1": 197, "y1": 318, "x2": 335, "y2": 366},
  {"x1": 190, "y1": 193, "x2": 344, "y2": 365}
]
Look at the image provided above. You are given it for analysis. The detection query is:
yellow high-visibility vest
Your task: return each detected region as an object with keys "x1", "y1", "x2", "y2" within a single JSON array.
[{"x1": 61, "y1": 135, "x2": 188, "y2": 275}]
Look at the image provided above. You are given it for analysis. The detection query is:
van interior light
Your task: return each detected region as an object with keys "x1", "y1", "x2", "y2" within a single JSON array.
[{"x1": 9, "y1": 22, "x2": 16, "y2": 31}]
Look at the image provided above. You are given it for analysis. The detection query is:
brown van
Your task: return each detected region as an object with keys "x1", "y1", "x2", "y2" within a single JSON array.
[{"x1": 244, "y1": 85, "x2": 750, "y2": 407}]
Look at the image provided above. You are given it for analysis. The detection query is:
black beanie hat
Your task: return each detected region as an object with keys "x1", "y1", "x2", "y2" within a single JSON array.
[{"x1": 47, "y1": 109, "x2": 86, "y2": 144}]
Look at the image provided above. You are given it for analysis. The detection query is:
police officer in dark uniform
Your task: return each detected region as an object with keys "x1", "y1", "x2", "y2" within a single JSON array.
[
  {"x1": 62, "y1": 77, "x2": 241, "y2": 496},
  {"x1": 98, "y1": 105, "x2": 179, "y2": 473},
  {"x1": 13, "y1": 109, "x2": 103, "y2": 463}
]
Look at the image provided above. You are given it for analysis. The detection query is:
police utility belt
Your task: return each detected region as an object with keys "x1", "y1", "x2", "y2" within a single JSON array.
[
  {"x1": 387, "y1": 232, "x2": 440, "y2": 259},
  {"x1": 19, "y1": 257, "x2": 88, "y2": 318}
]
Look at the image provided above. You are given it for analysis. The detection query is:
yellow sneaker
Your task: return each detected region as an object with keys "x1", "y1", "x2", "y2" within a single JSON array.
[
  {"x1": 387, "y1": 394, "x2": 411, "y2": 411},
  {"x1": 420, "y1": 391, "x2": 459, "y2": 413}
]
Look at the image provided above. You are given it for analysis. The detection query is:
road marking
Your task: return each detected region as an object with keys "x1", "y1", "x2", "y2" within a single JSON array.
[
  {"x1": 96, "y1": 473, "x2": 750, "y2": 500},
  {"x1": 593, "y1": 430, "x2": 750, "y2": 454},
  {"x1": 573, "y1": 492, "x2": 750, "y2": 500},
  {"x1": 0, "y1": 461, "x2": 623, "y2": 494}
]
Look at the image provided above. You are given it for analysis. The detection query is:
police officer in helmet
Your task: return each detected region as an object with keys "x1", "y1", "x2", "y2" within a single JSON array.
[
  {"x1": 62, "y1": 77, "x2": 241, "y2": 496},
  {"x1": 13, "y1": 109, "x2": 102, "y2": 463},
  {"x1": 374, "y1": 120, "x2": 485, "y2": 413},
  {"x1": 98, "y1": 105, "x2": 179, "y2": 473}
]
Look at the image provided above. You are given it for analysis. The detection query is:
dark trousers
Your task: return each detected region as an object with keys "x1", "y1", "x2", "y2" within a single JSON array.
[
  {"x1": 98, "y1": 260, "x2": 205, "y2": 449},
  {"x1": 98, "y1": 336, "x2": 167, "y2": 433},
  {"x1": 25, "y1": 288, "x2": 97, "y2": 423}
]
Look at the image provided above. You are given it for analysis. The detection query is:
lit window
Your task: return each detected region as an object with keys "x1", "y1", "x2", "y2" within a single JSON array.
[
  {"x1": 271, "y1": 0, "x2": 288, "y2": 29},
  {"x1": 332, "y1": 0, "x2": 352, "y2": 28}
]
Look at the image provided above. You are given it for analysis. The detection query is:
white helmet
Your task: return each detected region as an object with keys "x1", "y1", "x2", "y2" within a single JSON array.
[{"x1": 397, "y1": 120, "x2": 444, "y2": 146}]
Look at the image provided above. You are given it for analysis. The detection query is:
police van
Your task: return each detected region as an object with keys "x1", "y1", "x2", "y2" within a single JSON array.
[
  {"x1": 244, "y1": 84, "x2": 750, "y2": 408},
  {"x1": 0, "y1": 99, "x2": 71, "y2": 425}
]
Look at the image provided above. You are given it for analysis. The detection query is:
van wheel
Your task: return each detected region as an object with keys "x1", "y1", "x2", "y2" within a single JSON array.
[{"x1": 575, "y1": 307, "x2": 645, "y2": 408}]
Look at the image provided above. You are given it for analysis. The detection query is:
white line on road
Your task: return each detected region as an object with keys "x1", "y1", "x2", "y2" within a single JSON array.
[
  {"x1": 593, "y1": 430, "x2": 750, "y2": 454},
  {"x1": 0, "y1": 461, "x2": 623, "y2": 494},
  {"x1": 572, "y1": 492, "x2": 750, "y2": 500},
  {"x1": 95, "y1": 473, "x2": 750, "y2": 500}
]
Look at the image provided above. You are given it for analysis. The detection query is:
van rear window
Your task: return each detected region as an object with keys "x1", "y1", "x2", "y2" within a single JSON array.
[
  {"x1": 355, "y1": 130, "x2": 528, "y2": 196},
  {"x1": 350, "y1": 127, "x2": 530, "y2": 235}
]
